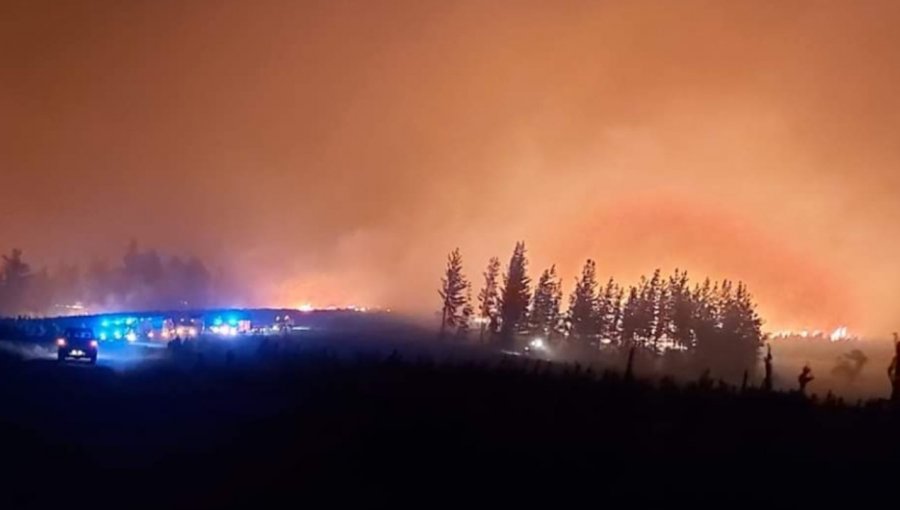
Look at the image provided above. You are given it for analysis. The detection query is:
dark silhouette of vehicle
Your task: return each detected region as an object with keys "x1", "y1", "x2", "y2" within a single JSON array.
[{"x1": 57, "y1": 327, "x2": 98, "y2": 364}]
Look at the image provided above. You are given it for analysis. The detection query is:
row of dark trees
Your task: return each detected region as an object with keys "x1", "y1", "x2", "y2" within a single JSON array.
[
  {"x1": 439, "y1": 242, "x2": 764, "y2": 369},
  {"x1": 0, "y1": 241, "x2": 241, "y2": 317}
]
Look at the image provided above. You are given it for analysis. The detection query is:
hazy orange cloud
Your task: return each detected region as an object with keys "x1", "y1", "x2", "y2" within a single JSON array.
[{"x1": 2, "y1": 0, "x2": 898, "y2": 335}]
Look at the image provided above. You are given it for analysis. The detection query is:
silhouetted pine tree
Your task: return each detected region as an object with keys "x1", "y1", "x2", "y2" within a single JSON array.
[
  {"x1": 567, "y1": 259, "x2": 599, "y2": 347},
  {"x1": 721, "y1": 281, "x2": 741, "y2": 342},
  {"x1": 731, "y1": 281, "x2": 763, "y2": 366},
  {"x1": 667, "y1": 269, "x2": 695, "y2": 350},
  {"x1": 620, "y1": 286, "x2": 640, "y2": 346},
  {"x1": 763, "y1": 344, "x2": 774, "y2": 391},
  {"x1": 528, "y1": 265, "x2": 562, "y2": 339},
  {"x1": 597, "y1": 277, "x2": 621, "y2": 345},
  {"x1": 610, "y1": 284, "x2": 625, "y2": 345},
  {"x1": 685, "y1": 277, "x2": 763, "y2": 377},
  {"x1": 457, "y1": 283, "x2": 474, "y2": 339},
  {"x1": 647, "y1": 269, "x2": 668, "y2": 350},
  {"x1": 438, "y1": 248, "x2": 470, "y2": 339},
  {"x1": 634, "y1": 275, "x2": 655, "y2": 346},
  {"x1": 692, "y1": 278, "x2": 720, "y2": 360},
  {"x1": 716, "y1": 279, "x2": 757, "y2": 373},
  {"x1": 477, "y1": 257, "x2": 501, "y2": 343},
  {"x1": 499, "y1": 242, "x2": 531, "y2": 346}
]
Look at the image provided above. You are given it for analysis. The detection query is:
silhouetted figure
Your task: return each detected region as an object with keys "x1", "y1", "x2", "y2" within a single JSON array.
[
  {"x1": 798, "y1": 364, "x2": 814, "y2": 394},
  {"x1": 624, "y1": 345, "x2": 635, "y2": 382},
  {"x1": 889, "y1": 333, "x2": 900, "y2": 401},
  {"x1": 762, "y1": 344, "x2": 773, "y2": 391},
  {"x1": 741, "y1": 370, "x2": 749, "y2": 393}
]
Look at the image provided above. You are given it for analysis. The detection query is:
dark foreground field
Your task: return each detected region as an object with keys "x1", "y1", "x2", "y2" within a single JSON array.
[{"x1": 0, "y1": 335, "x2": 897, "y2": 507}]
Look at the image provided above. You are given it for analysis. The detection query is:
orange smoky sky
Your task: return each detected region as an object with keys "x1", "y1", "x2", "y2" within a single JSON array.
[{"x1": 2, "y1": 0, "x2": 899, "y2": 334}]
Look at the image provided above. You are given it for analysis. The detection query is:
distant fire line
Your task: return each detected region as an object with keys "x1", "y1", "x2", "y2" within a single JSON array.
[{"x1": 769, "y1": 326, "x2": 858, "y2": 342}]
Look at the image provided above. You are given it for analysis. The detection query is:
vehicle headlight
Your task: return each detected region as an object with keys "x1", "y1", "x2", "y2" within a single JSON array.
[{"x1": 57, "y1": 338, "x2": 66, "y2": 347}]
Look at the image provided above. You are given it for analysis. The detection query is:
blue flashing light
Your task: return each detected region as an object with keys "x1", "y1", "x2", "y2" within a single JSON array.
[
  {"x1": 99, "y1": 332, "x2": 108, "y2": 341},
  {"x1": 227, "y1": 317, "x2": 238, "y2": 326},
  {"x1": 213, "y1": 317, "x2": 223, "y2": 326},
  {"x1": 113, "y1": 330, "x2": 122, "y2": 340},
  {"x1": 101, "y1": 320, "x2": 110, "y2": 328}
]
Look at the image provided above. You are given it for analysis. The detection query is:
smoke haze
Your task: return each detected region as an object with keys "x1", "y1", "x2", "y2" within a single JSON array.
[{"x1": 3, "y1": 1, "x2": 900, "y2": 334}]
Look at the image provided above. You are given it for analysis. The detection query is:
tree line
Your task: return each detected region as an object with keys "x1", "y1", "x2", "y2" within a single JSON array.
[
  {"x1": 439, "y1": 242, "x2": 764, "y2": 369},
  {"x1": 0, "y1": 241, "x2": 241, "y2": 317}
]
